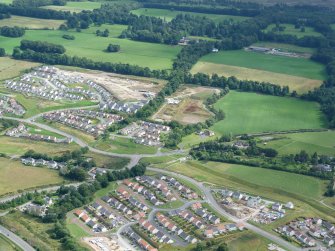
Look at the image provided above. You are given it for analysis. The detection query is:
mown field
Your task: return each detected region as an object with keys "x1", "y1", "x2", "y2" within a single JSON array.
[
  {"x1": 264, "y1": 23, "x2": 323, "y2": 38},
  {"x1": 0, "y1": 158, "x2": 63, "y2": 195},
  {"x1": 211, "y1": 91, "x2": 325, "y2": 135},
  {"x1": 42, "y1": 1, "x2": 102, "y2": 12},
  {"x1": 0, "y1": 15, "x2": 64, "y2": 29},
  {"x1": 196, "y1": 50, "x2": 325, "y2": 80},
  {"x1": 0, "y1": 57, "x2": 40, "y2": 81},
  {"x1": 257, "y1": 130, "x2": 335, "y2": 156},
  {"x1": 0, "y1": 25, "x2": 181, "y2": 70},
  {"x1": 131, "y1": 8, "x2": 249, "y2": 23}
]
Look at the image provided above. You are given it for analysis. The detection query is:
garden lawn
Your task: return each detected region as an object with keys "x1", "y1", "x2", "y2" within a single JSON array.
[
  {"x1": 131, "y1": 8, "x2": 249, "y2": 23},
  {"x1": 0, "y1": 158, "x2": 63, "y2": 195},
  {"x1": 258, "y1": 130, "x2": 335, "y2": 156},
  {"x1": 197, "y1": 50, "x2": 325, "y2": 80},
  {"x1": 0, "y1": 15, "x2": 64, "y2": 29},
  {"x1": 0, "y1": 28, "x2": 180, "y2": 70},
  {"x1": 264, "y1": 23, "x2": 323, "y2": 38},
  {"x1": 211, "y1": 91, "x2": 325, "y2": 135}
]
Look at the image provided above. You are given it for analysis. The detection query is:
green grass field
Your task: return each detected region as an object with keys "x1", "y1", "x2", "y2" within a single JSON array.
[
  {"x1": 211, "y1": 91, "x2": 325, "y2": 135},
  {"x1": 0, "y1": 57, "x2": 40, "y2": 81},
  {"x1": 0, "y1": 0, "x2": 13, "y2": 4},
  {"x1": 0, "y1": 158, "x2": 64, "y2": 195},
  {"x1": 131, "y1": 8, "x2": 249, "y2": 23},
  {"x1": 257, "y1": 130, "x2": 335, "y2": 156},
  {"x1": 42, "y1": 1, "x2": 102, "y2": 12},
  {"x1": 197, "y1": 50, "x2": 325, "y2": 80},
  {"x1": 0, "y1": 15, "x2": 64, "y2": 29},
  {"x1": 264, "y1": 23, "x2": 323, "y2": 38},
  {"x1": 0, "y1": 27, "x2": 180, "y2": 70},
  {"x1": 227, "y1": 232, "x2": 270, "y2": 251}
]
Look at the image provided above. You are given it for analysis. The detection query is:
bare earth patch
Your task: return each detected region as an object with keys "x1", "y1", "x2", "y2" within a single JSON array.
[{"x1": 192, "y1": 62, "x2": 322, "y2": 94}]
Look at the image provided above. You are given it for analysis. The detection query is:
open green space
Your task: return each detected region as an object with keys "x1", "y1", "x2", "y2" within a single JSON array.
[
  {"x1": 0, "y1": 57, "x2": 40, "y2": 81},
  {"x1": 197, "y1": 50, "x2": 325, "y2": 80},
  {"x1": 211, "y1": 91, "x2": 325, "y2": 135},
  {"x1": 42, "y1": 1, "x2": 102, "y2": 12},
  {"x1": 0, "y1": 15, "x2": 64, "y2": 29},
  {"x1": 0, "y1": 234, "x2": 21, "y2": 251},
  {"x1": 92, "y1": 137, "x2": 157, "y2": 155},
  {"x1": 131, "y1": 8, "x2": 249, "y2": 23},
  {"x1": 227, "y1": 232, "x2": 270, "y2": 251},
  {"x1": 264, "y1": 23, "x2": 323, "y2": 38},
  {"x1": 0, "y1": 27, "x2": 181, "y2": 70},
  {"x1": 66, "y1": 218, "x2": 89, "y2": 239},
  {"x1": 0, "y1": 212, "x2": 61, "y2": 251},
  {"x1": 0, "y1": 157, "x2": 64, "y2": 196},
  {"x1": 257, "y1": 130, "x2": 335, "y2": 156},
  {"x1": 0, "y1": 136, "x2": 79, "y2": 155},
  {"x1": 0, "y1": 0, "x2": 13, "y2": 4}
]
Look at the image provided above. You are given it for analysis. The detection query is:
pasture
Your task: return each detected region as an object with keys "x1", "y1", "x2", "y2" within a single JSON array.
[
  {"x1": 0, "y1": 15, "x2": 64, "y2": 29},
  {"x1": 196, "y1": 50, "x2": 325, "y2": 80},
  {"x1": 211, "y1": 91, "x2": 325, "y2": 135},
  {"x1": 0, "y1": 158, "x2": 63, "y2": 195},
  {"x1": 0, "y1": 27, "x2": 180, "y2": 70},
  {"x1": 131, "y1": 8, "x2": 249, "y2": 23},
  {"x1": 42, "y1": 1, "x2": 102, "y2": 12},
  {"x1": 257, "y1": 130, "x2": 335, "y2": 156},
  {"x1": 264, "y1": 23, "x2": 323, "y2": 38},
  {"x1": 0, "y1": 57, "x2": 40, "y2": 81}
]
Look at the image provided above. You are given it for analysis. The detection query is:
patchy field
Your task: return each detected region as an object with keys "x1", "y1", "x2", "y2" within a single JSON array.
[
  {"x1": 192, "y1": 62, "x2": 322, "y2": 93},
  {"x1": 0, "y1": 158, "x2": 63, "y2": 195},
  {"x1": 0, "y1": 57, "x2": 40, "y2": 81},
  {"x1": 264, "y1": 23, "x2": 323, "y2": 38},
  {"x1": 131, "y1": 8, "x2": 249, "y2": 23},
  {"x1": 152, "y1": 85, "x2": 218, "y2": 124},
  {"x1": 0, "y1": 28, "x2": 181, "y2": 70},
  {"x1": 257, "y1": 130, "x2": 335, "y2": 156},
  {"x1": 211, "y1": 91, "x2": 325, "y2": 135},
  {"x1": 0, "y1": 136, "x2": 79, "y2": 156},
  {"x1": 0, "y1": 15, "x2": 64, "y2": 29}
]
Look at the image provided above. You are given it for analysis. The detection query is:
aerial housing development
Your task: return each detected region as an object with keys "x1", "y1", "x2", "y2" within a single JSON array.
[{"x1": 0, "y1": 0, "x2": 334, "y2": 251}]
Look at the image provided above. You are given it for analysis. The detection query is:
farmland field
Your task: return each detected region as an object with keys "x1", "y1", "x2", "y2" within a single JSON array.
[
  {"x1": 195, "y1": 50, "x2": 325, "y2": 80},
  {"x1": 0, "y1": 28, "x2": 180, "y2": 70},
  {"x1": 192, "y1": 62, "x2": 322, "y2": 93},
  {"x1": 0, "y1": 15, "x2": 64, "y2": 29},
  {"x1": 42, "y1": 1, "x2": 102, "y2": 12},
  {"x1": 0, "y1": 158, "x2": 63, "y2": 195},
  {"x1": 0, "y1": 57, "x2": 40, "y2": 81},
  {"x1": 264, "y1": 23, "x2": 323, "y2": 38},
  {"x1": 257, "y1": 130, "x2": 335, "y2": 156},
  {"x1": 131, "y1": 8, "x2": 249, "y2": 23},
  {"x1": 211, "y1": 91, "x2": 325, "y2": 135}
]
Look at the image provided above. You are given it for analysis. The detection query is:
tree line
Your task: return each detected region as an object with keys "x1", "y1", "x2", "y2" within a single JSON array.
[{"x1": 0, "y1": 26, "x2": 25, "y2": 37}]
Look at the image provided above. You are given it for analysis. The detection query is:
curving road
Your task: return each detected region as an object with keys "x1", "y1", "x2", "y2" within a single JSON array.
[
  {"x1": 148, "y1": 167, "x2": 303, "y2": 251},
  {"x1": 0, "y1": 225, "x2": 35, "y2": 251}
]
